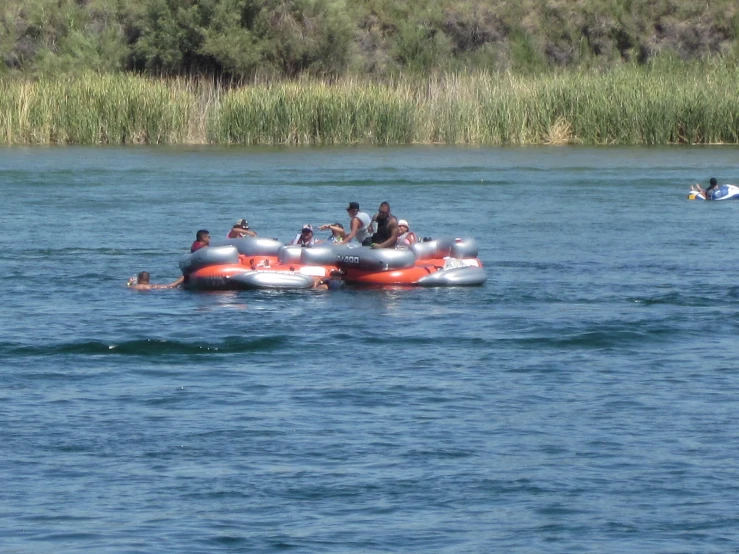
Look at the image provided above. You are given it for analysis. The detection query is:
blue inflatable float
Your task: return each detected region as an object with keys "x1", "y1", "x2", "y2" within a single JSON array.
[{"x1": 688, "y1": 184, "x2": 739, "y2": 201}]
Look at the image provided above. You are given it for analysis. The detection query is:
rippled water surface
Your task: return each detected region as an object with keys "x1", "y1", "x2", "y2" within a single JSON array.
[{"x1": 2, "y1": 145, "x2": 739, "y2": 552}]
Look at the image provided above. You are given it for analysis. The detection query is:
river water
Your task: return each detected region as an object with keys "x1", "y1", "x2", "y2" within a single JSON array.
[{"x1": 1, "y1": 145, "x2": 739, "y2": 552}]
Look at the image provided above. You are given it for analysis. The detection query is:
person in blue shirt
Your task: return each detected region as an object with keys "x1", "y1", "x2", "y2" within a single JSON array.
[{"x1": 691, "y1": 177, "x2": 719, "y2": 199}]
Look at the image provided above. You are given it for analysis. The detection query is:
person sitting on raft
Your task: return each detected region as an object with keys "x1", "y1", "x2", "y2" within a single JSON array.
[
  {"x1": 369, "y1": 201, "x2": 400, "y2": 248},
  {"x1": 190, "y1": 229, "x2": 210, "y2": 252},
  {"x1": 317, "y1": 222, "x2": 345, "y2": 243},
  {"x1": 127, "y1": 271, "x2": 184, "y2": 290},
  {"x1": 290, "y1": 224, "x2": 316, "y2": 246},
  {"x1": 342, "y1": 201, "x2": 372, "y2": 244},
  {"x1": 395, "y1": 219, "x2": 417, "y2": 248},
  {"x1": 691, "y1": 177, "x2": 720, "y2": 199},
  {"x1": 228, "y1": 218, "x2": 257, "y2": 238}
]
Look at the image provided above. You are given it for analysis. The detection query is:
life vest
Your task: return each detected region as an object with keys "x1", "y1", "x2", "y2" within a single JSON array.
[
  {"x1": 396, "y1": 231, "x2": 417, "y2": 248},
  {"x1": 290, "y1": 233, "x2": 316, "y2": 246},
  {"x1": 352, "y1": 212, "x2": 372, "y2": 243}
]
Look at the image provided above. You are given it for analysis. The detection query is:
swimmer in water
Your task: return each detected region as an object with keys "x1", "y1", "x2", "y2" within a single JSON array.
[{"x1": 127, "y1": 271, "x2": 184, "y2": 290}]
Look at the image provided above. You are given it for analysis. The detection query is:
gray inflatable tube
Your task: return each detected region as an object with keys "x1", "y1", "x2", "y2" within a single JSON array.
[
  {"x1": 277, "y1": 245, "x2": 303, "y2": 265},
  {"x1": 334, "y1": 245, "x2": 416, "y2": 271},
  {"x1": 300, "y1": 244, "x2": 343, "y2": 266},
  {"x1": 211, "y1": 237, "x2": 283, "y2": 257},
  {"x1": 450, "y1": 238, "x2": 479, "y2": 259},
  {"x1": 416, "y1": 266, "x2": 487, "y2": 287},
  {"x1": 276, "y1": 244, "x2": 344, "y2": 266},
  {"x1": 179, "y1": 245, "x2": 240, "y2": 275},
  {"x1": 411, "y1": 237, "x2": 454, "y2": 260}
]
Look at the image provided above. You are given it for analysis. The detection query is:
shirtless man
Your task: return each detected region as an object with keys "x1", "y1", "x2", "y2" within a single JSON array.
[
  {"x1": 228, "y1": 219, "x2": 257, "y2": 238},
  {"x1": 127, "y1": 271, "x2": 184, "y2": 290},
  {"x1": 369, "y1": 201, "x2": 399, "y2": 248}
]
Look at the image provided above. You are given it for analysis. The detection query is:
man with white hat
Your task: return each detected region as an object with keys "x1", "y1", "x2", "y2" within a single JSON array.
[
  {"x1": 395, "y1": 219, "x2": 417, "y2": 248},
  {"x1": 290, "y1": 224, "x2": 316, "y2": 246}
]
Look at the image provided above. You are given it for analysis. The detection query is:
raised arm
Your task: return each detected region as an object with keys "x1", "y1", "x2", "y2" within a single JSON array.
[{"x1": 319, "y1": 224, "x2": 346, "y2": 238}]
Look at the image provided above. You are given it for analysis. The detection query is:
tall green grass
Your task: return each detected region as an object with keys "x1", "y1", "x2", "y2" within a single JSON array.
[
  {"x1": 1, "y1": 64, "x2": 738, "y2": 146},
  {"x1": 0, "y1": 74, "x2": 197, "y2": 144},
  {"x1": 211, "y1": 80, "x2": 416, "y2": 145}
]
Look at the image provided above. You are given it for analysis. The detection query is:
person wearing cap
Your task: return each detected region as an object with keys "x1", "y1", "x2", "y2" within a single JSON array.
[
  {"x1": 395, "y1": 219, "x2": 417, "y2": 248},
  {"x1": 290, "y1": 224, "x2": 316, "y2": 246},
  {"x1": 190, "y1": 229, "x2": 210, "y2": 252},
  {"x1": 342, "y1": 201, "x2": 372, "y2": 245},
  {"x1": 317, "y1": 222, "x2": 345, "y2": 243},
  {"x1": 311, "y1": 270, "x2": 344, "y2": 290},
  {"x1": 369, "y1": 201, "x2": 399, "y2": 249},
  {"x1": 691, "y1": 177, "x2": 723, "y2": 200},
  {"x1": 228, "y1": 218, "x2": 257, "y2": 238}
]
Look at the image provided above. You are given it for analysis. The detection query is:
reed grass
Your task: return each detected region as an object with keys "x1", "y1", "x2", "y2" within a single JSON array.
[
  {"x1": 0, "y1": 74, "x2": 197, "y2": 145},
  {"x1": 1, "y1": 64, "x2": 738, "y2": 146}
]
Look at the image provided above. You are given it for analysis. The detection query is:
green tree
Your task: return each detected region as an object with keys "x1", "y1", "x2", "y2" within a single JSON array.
[
  {"x1": 131, "y1": 0, "x2": 206, "y2": 73},
  {"x1": 392, "y1": 20, "x2": 452, "y2": 73}
]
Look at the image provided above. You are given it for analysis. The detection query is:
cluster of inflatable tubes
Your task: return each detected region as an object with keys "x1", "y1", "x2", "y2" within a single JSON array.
[
  {"x1": 178, "y1": 237, "x2": 487, "y2": 290},
  {"x1": 688, "y1": 184, "x2": 739, "y2": 201}
]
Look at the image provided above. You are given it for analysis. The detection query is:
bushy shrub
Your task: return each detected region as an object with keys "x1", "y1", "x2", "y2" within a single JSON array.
[
  {"x1": 391, "y1": 21, "x2": 452, "y2": 73},
  {"x1": 1, "y1": 0, "x2": 738, "y2": 78}
]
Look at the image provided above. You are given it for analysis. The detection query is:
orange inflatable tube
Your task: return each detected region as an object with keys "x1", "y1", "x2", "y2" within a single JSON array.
[
  {"x1": 239, "y1": 254, "x2": 281, "y2": 269},
  {"x1": 342, "y1": 258, "x2": 483, "y2": 285},
  {"x1": 343, "y1": 264, "x2": 438, "y2": 285},
  {"x1": 191, "y1": 260, "x2": 339, "y2": 280},
  {"x1": 190, "y1": 264, "x2": 251, "y2": 279}
]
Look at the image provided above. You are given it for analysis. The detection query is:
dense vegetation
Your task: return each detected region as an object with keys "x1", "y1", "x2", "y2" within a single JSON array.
[
  {"x1": 2, "y1": 0, "x2": 738, "y2": 78},
  {"x1": 2, "y1": 1, "x2": 737, "y2": 145},
  {"x1": 2, "y1": 62, "x2": 737, "y2": 145}
]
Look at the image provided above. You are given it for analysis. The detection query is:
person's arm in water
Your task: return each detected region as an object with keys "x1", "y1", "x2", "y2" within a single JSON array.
[
  {"x1": 127, "y1": 275, "x2": 184, "y2": 290},
  {"x1": 162, "y1": 276, "x2": 185, "y2": 288},
  {"x1": 127, "y1": 278, "x2": 150, "y2": 290},
  {"x1": 312, "y1": 277, "x2": 329, "y2": 289}
]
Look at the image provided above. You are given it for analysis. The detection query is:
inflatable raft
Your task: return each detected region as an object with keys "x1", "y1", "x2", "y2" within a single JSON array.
[
  {"x1": 688, "y1": 184, "x2": 739, "y2": 201},
  {"x1": 334, "y1": 238, "x2": 487, "y2": 287},
  {"x1": 179, "y1": 241, "x2": 324, "y2": 290},
  {"x1": 178, "y1": 236, "x2": 487, "y2": 290}
]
